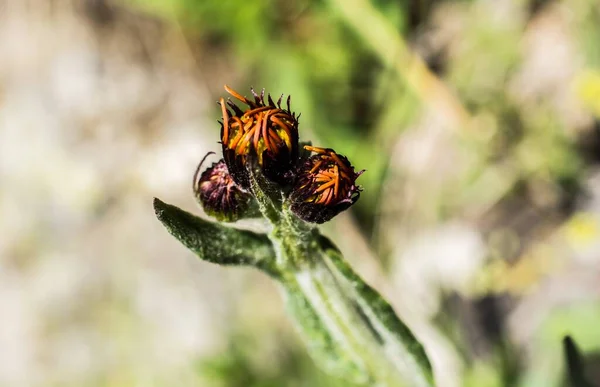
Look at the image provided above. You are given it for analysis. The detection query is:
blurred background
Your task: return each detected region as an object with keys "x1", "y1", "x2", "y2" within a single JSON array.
[{"x1": 1, "y1": 0, "x2": 600, "y2": 386}]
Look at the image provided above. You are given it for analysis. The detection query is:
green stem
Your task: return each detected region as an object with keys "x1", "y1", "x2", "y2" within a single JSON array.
[{"x1": 270, "y1": 205, "x2": 434, "y2": 387}]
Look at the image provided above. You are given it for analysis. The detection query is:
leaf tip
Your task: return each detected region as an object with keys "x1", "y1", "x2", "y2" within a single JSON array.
[{"x1": 153, "y1": 197, "x2": 168, "y2": 221}]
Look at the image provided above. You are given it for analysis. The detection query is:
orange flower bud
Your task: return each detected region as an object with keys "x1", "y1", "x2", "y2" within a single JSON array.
[
  {"x1": 219, "y1": 85, "x2": 299, "y2": 189},
  {"x1": 290, "y1": 146, "x2": 364, "y2": 223}
]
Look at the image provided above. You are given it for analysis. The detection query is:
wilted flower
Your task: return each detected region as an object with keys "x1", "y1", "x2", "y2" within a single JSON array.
[
  {"x1": 193, "y1": 153, "x2": 253, "y2": 222},
  {"x1": 290, "y1": 146, "x2": 364, "y2": 224},
  {"x1": 219, "y1": 85, "x2": 299, "y2": 189}
]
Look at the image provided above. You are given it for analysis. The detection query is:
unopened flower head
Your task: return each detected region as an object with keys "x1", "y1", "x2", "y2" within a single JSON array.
[
  {"x1": 290, "y1": 146, "x2": 364, "y2": 224},
  {"x1": 193, "y1": 153, "x2": 253, "y2": 222},
  {"x1": 219, "y1": 85, "x2": 299, "y2": 189}
]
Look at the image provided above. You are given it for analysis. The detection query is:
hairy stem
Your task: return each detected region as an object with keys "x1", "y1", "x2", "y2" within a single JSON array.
[{"x1": 270, "y1": 205, "x2": 434, "y2": 386}]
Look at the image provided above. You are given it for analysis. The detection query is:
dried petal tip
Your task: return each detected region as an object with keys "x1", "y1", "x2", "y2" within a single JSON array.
[
  {"x1": 193, "y1": 153, "x2": 253, "y2": 222},
  {"x1": 289, "y1": 146, "x2": 364, "y2": 224},
  {"x1": 219, "y1": 85, "x2": 299, "y2": 189}
]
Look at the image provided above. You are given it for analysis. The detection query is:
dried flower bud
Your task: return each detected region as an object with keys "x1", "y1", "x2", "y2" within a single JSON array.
[
  {"x1": 290, "y1": 146, "x2": 364, "y2": 224},
  {"x1": 193, "y1": 153, "x2": 253, "y2": 222},
  {"x1": 219, "y1": 85, "x2": 299, "y2": 189}
]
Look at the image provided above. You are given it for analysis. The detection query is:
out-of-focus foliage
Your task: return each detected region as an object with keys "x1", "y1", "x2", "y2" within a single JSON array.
[
  {"x1": 198, "y1": 332, "x2": 360, "y2": 387},
  {"x1": 577, "y1": 70, "x2": 600, "y2": 117}
]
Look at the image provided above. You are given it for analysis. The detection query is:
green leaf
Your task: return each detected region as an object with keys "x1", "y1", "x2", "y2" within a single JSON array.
[
  {"x1": 563, "y1": 335, "x2": 593, "y2": 387},
  {"x1": 283, "y1": 277, "x2": 371, "y2": 385},
  {"x1": 153, "y1": 198, "x2": 278, "y2": 277},
  {"x1": 318, "y1": 236, "x2": 434, "y2": 386}
]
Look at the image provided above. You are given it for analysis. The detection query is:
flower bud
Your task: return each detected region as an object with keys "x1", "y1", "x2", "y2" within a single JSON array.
[
  {"x1": 290, "y1": 146, "x2": 364, "y2": 224},
  {"x1": 219, "y1": 85, "x2": 299, "y2": 189},
  {"x1": 193, "y1": 153, "x2": 253, "y2": 222}
]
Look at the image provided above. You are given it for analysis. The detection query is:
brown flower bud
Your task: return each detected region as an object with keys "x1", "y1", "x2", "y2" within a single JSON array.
[
  {"x1": 219, "y1": 85, "x2": 299, "y2": 189},
  {"x1": 289, "y1": 146, "x2": 364, "y2": 224},
  {"x1": 193, "y1": 153, "x2": 253, "y2": 222}
]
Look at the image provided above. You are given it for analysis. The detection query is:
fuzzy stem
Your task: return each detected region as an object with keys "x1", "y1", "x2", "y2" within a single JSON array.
[
  {"x1": 270, "y1": 205, "x2": 434, "y2": 386},
  {"x1": 194, "y1": 164, "x2": 434, "y2": 386}
]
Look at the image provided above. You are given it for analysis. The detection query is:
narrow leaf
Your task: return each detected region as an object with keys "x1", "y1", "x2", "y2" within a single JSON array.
[
  {"x1": 563, "y1": 335, "x2": 593, "y2": 387},
  {"x1": 318, "y1": 235, "x2": 434, "y2": 386},
  {"x1": 283, "y1": 278, "x2": 371, "y2": 384},
  {"x1": 154, "y1": 198, "x2": 278, "y2": 276}
]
